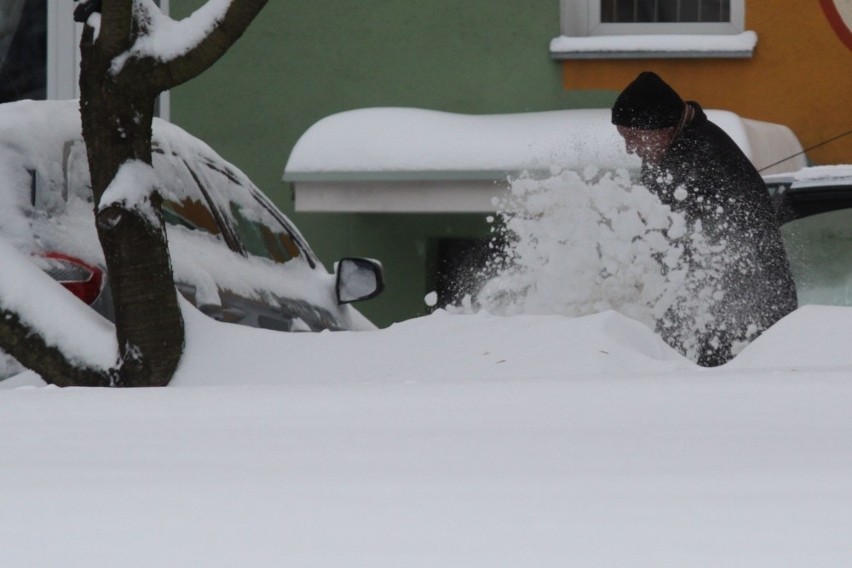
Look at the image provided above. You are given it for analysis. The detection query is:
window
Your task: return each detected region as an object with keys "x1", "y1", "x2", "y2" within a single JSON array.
[
  {"x1": 0, "y1": 0, "x2": 169, "y2": 117},
  {"x1": 562, "y1": 0, "x2": 743, "y2": 35},
  {"x1": 593, "y1": 0, "x2": 741, "y2": 34},
  {"x1": 601, "y1": 0, "x2": 732, "y2": 25},
  {"x1": 0, "y1": 0, "x2": 46, "y2": 102},
  {"x1": 162, "y1": 198, "x2": 222, "y2": 235},
  {"x1": 229, "y1": 203, "x2": 301, "y2": 265},
  {"x1": 552, "y1": 0, "x2": 753, "y2": 59},
  {"x1": 781, "y1": 208, "x2": 852, "y2": 307}
]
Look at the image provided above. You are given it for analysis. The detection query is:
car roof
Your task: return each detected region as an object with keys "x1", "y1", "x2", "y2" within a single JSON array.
[
  {"x1": 764, "y1": 165, "x2": 852, "y2": 189},
  {"x1": 0, "y1": 99, "x2": 319, "y2": 265}
]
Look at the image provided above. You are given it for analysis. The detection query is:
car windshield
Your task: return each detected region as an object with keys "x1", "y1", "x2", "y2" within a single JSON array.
[{"x1": 781, "y1": 208, "x2": 852, "y2": 306}]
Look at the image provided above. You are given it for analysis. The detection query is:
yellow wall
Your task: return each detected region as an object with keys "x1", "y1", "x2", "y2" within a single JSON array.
[{"x1": 561, "y1": 1, "x2": 852, "y2": 165}]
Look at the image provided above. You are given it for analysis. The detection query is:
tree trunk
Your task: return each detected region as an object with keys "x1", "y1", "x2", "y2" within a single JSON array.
[
  {"x1": 0, "y1": 1, "x2": 270, "y2": 387},
  {"x1": 79, "y1": 25, "x2": 184, "y2": 387}
]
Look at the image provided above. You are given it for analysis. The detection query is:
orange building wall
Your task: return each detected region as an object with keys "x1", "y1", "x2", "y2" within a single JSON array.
[{"x1": 561, "y1": 1, "x2": 852, "y2": 165}]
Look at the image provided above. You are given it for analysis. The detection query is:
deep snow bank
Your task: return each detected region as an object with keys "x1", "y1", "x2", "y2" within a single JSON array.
[
  {"x1": 172, "y1": 301, "x2": 852, "y2": 385},
  {"x1": 727, "y1": 305, "x2": 852, "y2": 370},
  {"x1": 171, "y1": 302, "x2": 690, "y2": 387},
  {"x1": 5, "y1": 301, "x2": 852, "y2": 390}
]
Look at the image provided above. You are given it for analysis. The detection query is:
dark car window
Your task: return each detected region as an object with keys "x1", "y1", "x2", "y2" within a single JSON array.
[
  {"x1": 771, "y1": 183, "x2": 852, "y2": 223},
  {"x1": 162, "y1": 197, "x2": 221, "y2": 235},
  {"x1": 228, "y1": 202, "x2": 300, "y2": 264},
  {"x1": 781, "y1": 208, "x2": 852, "y2": 306},
  {"x1": 154, "y1": 148, "x2": 314, "y2": 268}
]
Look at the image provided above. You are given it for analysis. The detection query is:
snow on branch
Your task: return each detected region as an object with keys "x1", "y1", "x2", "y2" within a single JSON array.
[
  {"x1": 97, "y1": 159, "x2": 163, "y2": 227},
  {"x1": 105, "y1": 0, "x2": 267, "y2": 91},
  {"x1": 111, "y1": 0, "x2": 234, "y2": 75}
]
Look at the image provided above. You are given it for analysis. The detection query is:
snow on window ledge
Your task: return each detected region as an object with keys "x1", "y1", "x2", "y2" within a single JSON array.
[{"x1": 549, "y1": 30, "x2": 757, "y2": 60}]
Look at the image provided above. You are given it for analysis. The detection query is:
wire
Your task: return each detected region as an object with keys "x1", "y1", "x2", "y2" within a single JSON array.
[{"x1": 759, "y1": 129, "x2": 852, "y2": 172}]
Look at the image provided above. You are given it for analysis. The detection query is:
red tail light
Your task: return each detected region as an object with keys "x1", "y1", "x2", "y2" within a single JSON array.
[{"x1": 37, "y1": 253, "x2": 104, "y2": 305}]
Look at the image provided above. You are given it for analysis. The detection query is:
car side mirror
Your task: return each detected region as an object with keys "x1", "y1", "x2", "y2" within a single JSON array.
[{"x1": 336, "y1": 258, "x2": 385, "y2": 304}]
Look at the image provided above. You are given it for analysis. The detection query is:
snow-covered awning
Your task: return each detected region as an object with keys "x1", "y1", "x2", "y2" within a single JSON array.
[{"x1": 283, "y1": 107, "x2": 805, "y2": 213}]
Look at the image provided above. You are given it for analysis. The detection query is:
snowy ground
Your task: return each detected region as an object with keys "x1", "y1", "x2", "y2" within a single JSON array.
[
  {"x1": 4, "y1": 2, "x2": 849, "y2": 563},
  {"x1": 3, "y1": 303, "x2": 852, "y2": 567},
  {"x1": 3, "y1": 167, "x2": 852, "y2": 567}
]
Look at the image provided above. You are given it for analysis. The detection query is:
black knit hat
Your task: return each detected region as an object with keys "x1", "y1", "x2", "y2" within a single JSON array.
[{"x1": 611, "y1": 72, "x2": 684, "y2": 129}]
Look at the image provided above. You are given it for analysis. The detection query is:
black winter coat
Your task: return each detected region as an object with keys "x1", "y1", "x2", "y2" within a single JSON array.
[{"x1": 641, "y1": 102, "x2": 798, "y2": 366}]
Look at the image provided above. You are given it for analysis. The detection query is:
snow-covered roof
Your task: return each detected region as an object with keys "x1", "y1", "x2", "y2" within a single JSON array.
[
  {"x1": 284, "y1": 107, "x2": 806, "y2": 213},
  {"x1": 285, "y1": 108, "x2": 639, "y2": 181}
]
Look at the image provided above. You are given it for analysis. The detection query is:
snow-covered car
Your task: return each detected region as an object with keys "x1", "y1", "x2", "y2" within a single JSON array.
[
  {"x1": 766, "y1": 165, "x2": 852, "y2": 306},
  {"x1": 0, "y1": 100, "x2": 384, "y2": 333}
]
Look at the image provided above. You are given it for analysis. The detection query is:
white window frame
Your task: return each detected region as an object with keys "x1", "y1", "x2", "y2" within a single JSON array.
[
  {"x1": 553, "y1": 0, "x2": 754, "y2": 59},
  {"x1": 45, "y1": 0, "x2": 170, "y2": 119},
  {"x1": 45, "y1": 0, "x2": 78, "y2": 100}
]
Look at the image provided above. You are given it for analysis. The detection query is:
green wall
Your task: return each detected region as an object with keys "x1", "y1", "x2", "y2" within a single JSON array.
[{"x1": 170, "y1": 0, "x2": 612, "y2": 327}]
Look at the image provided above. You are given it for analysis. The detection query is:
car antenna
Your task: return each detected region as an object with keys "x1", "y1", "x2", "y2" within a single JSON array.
[{"x1": 759, "y1": 128, "x2": 852, "y2": 173}]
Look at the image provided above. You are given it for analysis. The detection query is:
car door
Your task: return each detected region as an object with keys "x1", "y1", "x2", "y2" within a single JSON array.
[{"x1": 768, "y1": 175, "x2": 852, "y2": 307}]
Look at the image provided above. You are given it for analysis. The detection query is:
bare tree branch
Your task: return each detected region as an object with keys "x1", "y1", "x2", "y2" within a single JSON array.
[{"x1": 150, "y1": 0, "x2": 269, "y2": 91}]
